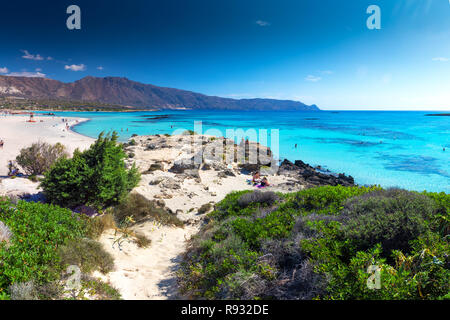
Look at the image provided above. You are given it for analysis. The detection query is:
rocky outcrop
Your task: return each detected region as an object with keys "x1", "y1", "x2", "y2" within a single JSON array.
[{"x1": 278, "y1": 159, "x2": 355, "y2": 187}]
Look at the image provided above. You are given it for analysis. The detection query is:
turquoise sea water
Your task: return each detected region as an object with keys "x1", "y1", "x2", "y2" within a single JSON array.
[{"x1": 40, "y1": 110, "x2": 449, "y2": 193}]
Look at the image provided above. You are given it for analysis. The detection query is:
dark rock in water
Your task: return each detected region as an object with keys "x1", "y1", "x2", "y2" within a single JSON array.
[
  {"x1": 278, "y1": 159, "x2": 355, "y2": 188},
  {"x1": 279, "y1": 159, "x2": 298, "y2": 172}
]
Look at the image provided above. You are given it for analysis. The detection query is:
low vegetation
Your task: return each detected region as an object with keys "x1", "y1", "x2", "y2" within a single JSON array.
[
  {"x1": 16, "y1": 141, "x2": 69, "y2": 175},
  {"x1": 113, "y1": 193, "x2": 184, "y2": 227},
  {"x1": 41, "y1": 132, "x2": 140, "y2": 209},
  {"x1": 178, "y1": 186, "x2": 449, "y2": 300},
  {"x1": 0, "y1": 198, "x2": 119, "y2": 300}
]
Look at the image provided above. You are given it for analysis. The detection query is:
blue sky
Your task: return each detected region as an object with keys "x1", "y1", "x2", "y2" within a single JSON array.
[{"x1": 0, "y1": 0, "x2": 449, "y2": 110}]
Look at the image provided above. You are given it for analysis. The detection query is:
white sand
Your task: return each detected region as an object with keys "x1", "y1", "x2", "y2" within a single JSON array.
[{"x1": 0, "y1": 114, "x2": 94, "y2": 176}]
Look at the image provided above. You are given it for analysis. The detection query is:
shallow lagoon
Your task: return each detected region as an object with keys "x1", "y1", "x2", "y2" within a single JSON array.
[{"x1": 41, "y1": 110, "x2": 449, "y2": 193}]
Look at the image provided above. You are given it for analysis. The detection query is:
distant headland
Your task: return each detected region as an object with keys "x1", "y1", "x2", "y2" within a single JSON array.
[
  {"x1": 0, "y1": 75, "x2": 319, "y2": 112},
  {"x1": 425, "y1": 113, "x2": 450, "y2": 116}
]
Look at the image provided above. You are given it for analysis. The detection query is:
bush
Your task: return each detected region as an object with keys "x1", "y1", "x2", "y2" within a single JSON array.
[
  {"x1": 134, "y1": 233, "x2": 151, "y2": 248},
  {"x1": 179, "y1": 186, "x2": 449, "y2": 300},
  {"x1": 340, "y1": 189, "x2": 435, "y2": 255},
  {"x1": 238, "y1": 191, "x2": 279, "y2": 208},
  {"x1": 9, "y1": 281, "x2": 39, "y2": 300},
  {"x1": 198, "y1": 203, "x2": 213, "y2": 215},
  {"x1": 289, "y1": 185, "x2": 382, "y2": 215},
  {"x1": 58, "y1": 238, "x2": 115, "y2": 274},
  {"x1": 16, "y1": 141, "x2": 68, "y2": 175},
  {"x1": 113, "y1": 193, "x2": 184, "y2": 227},
  {"x1": 41, "y1": 132, "x2": 140, "y2": 208},
  {"x1": 0, "y1": 199, "x2": 85, "y2": 290},
  {"x1": 84, "y1": 213, "x2": 116, "y2": 239}
]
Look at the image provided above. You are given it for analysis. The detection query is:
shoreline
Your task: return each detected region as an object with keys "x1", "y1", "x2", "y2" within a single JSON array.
[{"x1": 0, "y1": 114, "x2": 94, "y2": 176}]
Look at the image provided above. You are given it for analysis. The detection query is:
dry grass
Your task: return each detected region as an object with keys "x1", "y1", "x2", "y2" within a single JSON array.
[{"x1": 85, "y1": 213, "x2": 117, "y2": 239}]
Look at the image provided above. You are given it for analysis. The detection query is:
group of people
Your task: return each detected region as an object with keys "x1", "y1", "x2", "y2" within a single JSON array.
[
  {"x1": 7, "y1": 161, "x2": 20, "y2": 177},
  {"x1": 248, "y1": 171, "x2": 270, "y2": 188}
]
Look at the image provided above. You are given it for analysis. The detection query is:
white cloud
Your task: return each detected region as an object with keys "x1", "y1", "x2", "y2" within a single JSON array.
[
  {"x1": 432, "y1": 57, "x2": 449, "y2": 62},
  {"x1": 47, "y1": 57, "x2": 53, "y2": 61},
  {"x1": 21, "y1": 50, "x2": 44, "y2": 61},
  {"x1": 320, "y1": 70, "x2": 334, "y2": 75},
  {"x1": 35, "y1": 68, "x2": 42, "y2": 72},
  {"x1": 96, "y1": 66, "x2": 104, "y2": 70},
  {"x1": 0, "y1": 67, "x2": 9, "y2": 74},
  {"x1": 256, "y1": 20, "x2": 271, "y2": 27},
  {"x1": 7, "y1": 71, "x2": 46, "y2": 78},
  {"x1": 305, "y1": 75, "x2": 322, "y2": 82},
  {"x1": 65, "y1": 64, "x2": 86, "y2": 71}
]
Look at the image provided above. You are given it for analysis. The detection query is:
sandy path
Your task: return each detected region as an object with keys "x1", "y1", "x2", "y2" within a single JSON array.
[
  {"x1": 95, "y1": 223, "x2": 199, "y2": 300},
  {"x1": 93, "y1": 135, "x2": 299, "y2": 300}
]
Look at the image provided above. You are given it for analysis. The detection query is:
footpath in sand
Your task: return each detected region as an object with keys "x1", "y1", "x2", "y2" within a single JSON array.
[{"x1": 94, "y1": 134, "x2": 300, "y2": 300}]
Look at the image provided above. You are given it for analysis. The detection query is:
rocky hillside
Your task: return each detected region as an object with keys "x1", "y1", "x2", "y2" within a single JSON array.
[{"x1": 0, "y1": 76, "x2": 320, "y2": 111}]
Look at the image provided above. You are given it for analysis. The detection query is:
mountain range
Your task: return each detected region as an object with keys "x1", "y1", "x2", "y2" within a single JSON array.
[{"x1": 0, "y1": 76, "x2": 319, "y2": 111}]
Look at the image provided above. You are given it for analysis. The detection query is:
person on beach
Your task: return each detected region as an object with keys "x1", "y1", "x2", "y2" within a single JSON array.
[
  {"x1": 258, "y1": 177, "x2": 270, "y2": 188},
  {"x1": 252, "y1": 171, "x2": 261, "y2": 185},
  {"x1": 0, "y1": 139, "x2": 4, "y2": 149}
]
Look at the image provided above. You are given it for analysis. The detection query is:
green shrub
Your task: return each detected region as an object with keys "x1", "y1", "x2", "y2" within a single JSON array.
[
  {"x1": 113, "y1": 193, "x2": 184, "y2": 227},
  {"x1": 16, "y1": 141, "x2": 68, "y2": 175},
  {"x1": 58, "y1": 238, "x2": 114, "y2": 274},
  {"x1": 78, "y1": 274, "x2": 121, "y2": 300},
  {"x1": 209, "y1": 190, "x2": 257, "y2": 220},
  {"x1": 231, "y1": 208, "x2": 296, "y2": 249},
  {"x1": 237, "y1": 191, "x2": 279, "y2": 208},
  {"x1": 41, "y1": 132, "x2": 140, "y2": 209},
  {"x1": 179, "y1": 186, "x2": 449, "y2": 300},
  {"x1": 0, "y1": 199, "x2": 85, "y2": 289},
  {"x1": 288, "y1": 185, "x2": 382, "y2": 215},
  {"x1": 340, "y1": 189, "x2": 435, "y2": 255},
  {"x1": 198, "y1": 203, "x2": 213, "y2": 215}
]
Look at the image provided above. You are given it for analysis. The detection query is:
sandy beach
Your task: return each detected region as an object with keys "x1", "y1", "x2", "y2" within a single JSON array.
[
  {"x1": 0, "y1": 116, "x2": 353, "y2": 300},
  {"x1": 0, "y1": 114, "x2": 94, "y2": 176}
]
